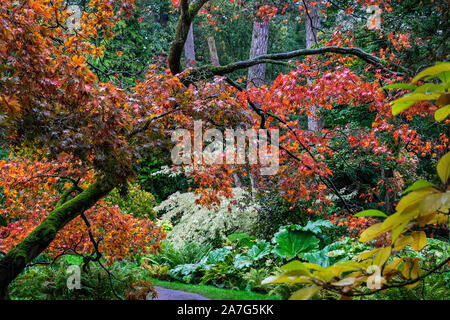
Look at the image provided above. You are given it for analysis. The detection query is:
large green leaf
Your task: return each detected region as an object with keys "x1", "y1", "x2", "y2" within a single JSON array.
[
  {"x1": 227, "y1": 232, "x2": 256, "y2": 248},
  {"x1": 272, "y1": 228, "x2": 320, "y2": 260},
  {"x1": 233, "y1": 240, "x2": 272, "y2": 269},
  {"x1": 201, "y1": 246, "x2": 232, "y2": 265},
  {"x1": 283, "y1": 220, "x2": 332, "y2": 235},
  {"x1": 354, "y1": 209, "x2": 387, "y2": 218},
  {"x1": 404, "y1": 179, "x2": 437, "y2": 193},
  {"x1": 247, "y1": 240, "x2": 272, "y2": 260},
  {"x1": 298, "y1": 220, "x2": 332, "y2": 234},
  {"x1": 233, "y1": 254, "x2": 253, "y2": 269}
]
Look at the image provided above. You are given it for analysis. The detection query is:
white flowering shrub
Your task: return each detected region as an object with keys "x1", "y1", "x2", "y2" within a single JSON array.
[{"x1": 156, "y1": 188, "x2": 259, "y2": 247}]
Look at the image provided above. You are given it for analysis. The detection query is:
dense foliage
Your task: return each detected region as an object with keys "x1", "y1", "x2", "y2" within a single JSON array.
[{"x1": 0, "y1": 0, "x2": 448, "y2": 301}]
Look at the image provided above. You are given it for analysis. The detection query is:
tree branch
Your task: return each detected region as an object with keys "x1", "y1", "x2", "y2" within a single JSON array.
[
  {"x1": 186, "y1": 46, "x2": 408, "y2": 80},
  {"x1": 168, "y1": 0, "x2": 209, "y2": 75}
]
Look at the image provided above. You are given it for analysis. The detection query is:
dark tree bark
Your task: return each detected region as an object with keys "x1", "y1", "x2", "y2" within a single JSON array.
[
  {"x1": 0, "y1": 178, "x2": 114, "y2": 299},
  {"x1": 168, "y1": 0, "x2": 208, "y2": 75},
  {"x1": 247, "y1": 21, "x2": 270, "y2": 88}
]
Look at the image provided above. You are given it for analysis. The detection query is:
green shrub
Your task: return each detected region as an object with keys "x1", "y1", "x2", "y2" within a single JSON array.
[
  {"x1": 9, "y1": 256, "x2": 148, "y2": 300},
  {"x1": 242, "y1": 268, "x2": 272, "y2": 293},
  {"x1": 137, "y1": 163, "x2": 193, "y2": 203},
  {"x1": 253, "y1": 192, "x2": 306, "y2": 240},
  {"x1": 106, "y1": 182, "x2": 157, "y2": 220},
  {"x1": 145, "y1": 241, "x2": 213, "y2": 269}
]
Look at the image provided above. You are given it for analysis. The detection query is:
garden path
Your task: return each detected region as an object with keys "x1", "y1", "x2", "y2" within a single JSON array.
[{"x1": 147, "y1": 286, "x2": 211, "y2": 300}]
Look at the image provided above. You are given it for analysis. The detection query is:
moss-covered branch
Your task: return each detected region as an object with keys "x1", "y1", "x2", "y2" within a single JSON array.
[
  {"x1": 184, "y1": 46, "x2": 409, "y2": 81},
  {"x1": 0, "y1": 178, "x2": 115, "y2": 299}
]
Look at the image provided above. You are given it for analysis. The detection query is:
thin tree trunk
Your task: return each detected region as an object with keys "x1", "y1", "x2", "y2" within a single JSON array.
[
  {"x1": 184, "y1": 24, "x2": 196, "y2": 67},
  {"x1": 305, "y1": 0, "x2": 323, "y2": 133},
  {"x1": 207, "y1": 36, "x2": 220, "y2": 66},
  {"x1": 305, "y1": 0, "x2": 320, "y2": 49},
  {"x1": 247, "y1": 21, "x2": 269, "y2": 88},
  {"x1": 247, "y1": 20, "x2": 269, "y2": 195},
  {"x1": 0, "y1": 178, "x2": 114, "y2": 299}
]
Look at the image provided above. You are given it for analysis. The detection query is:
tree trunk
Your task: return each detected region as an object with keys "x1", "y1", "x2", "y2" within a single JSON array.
[
  {"x1": 247, "y1": 20, "x2": 269, "y2": 195},
  {"x1": 159, "y1": 1, "x2": 170, "y2": 27},
  {"x1": 247, "y1": 21, "x2": 270, "y2": 88},
  {"x1": 207, "y1": 36, "x2": 220, "y2": 66},
  {"x1": 305, "y1": 0, "x2": 320, "y2": 49},
  {"x1": 0, "y1": 178, "x2": 114, "y2": 299},
  {"x1": 305, "y1": 0, "x2": 323, "y2": 133},
  {"x1": 184, "y1": 24, "x2": 196, "y2": 67}
]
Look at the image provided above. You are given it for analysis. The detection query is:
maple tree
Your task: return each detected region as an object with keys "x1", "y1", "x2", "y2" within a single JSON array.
[{"x1": 0, "y1": 0, "x2": 448, "y2": 299}]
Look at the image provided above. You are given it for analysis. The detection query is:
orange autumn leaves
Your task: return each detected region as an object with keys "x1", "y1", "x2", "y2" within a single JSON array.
[{"x1": 0, "y1": 156, "x2": 165, "y2": 262}]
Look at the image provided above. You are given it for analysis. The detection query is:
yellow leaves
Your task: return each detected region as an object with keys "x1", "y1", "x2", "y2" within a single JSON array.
[
  {"x1": 426, "y1": 213, "x2": 448, "y2": 225},
  {"x1": 396, "y1": 188, "x2": 437, "y2": 213},
  {"x1": 329, "y1": 261, "x2": 364, "y2": 276},
  {"x1": 393, "y1": 231, "x2": 426, "y2": 251},
  {"x1": 261, "y1": 273, "x2": 312, "y2": 285},
  {"x1": 262, "y1": 261, "x2": 313, "y2": 285},
  {"x1": 373, "y1": 247, "x2": 391, "y2": 267},
  {"x1": 330, "y1": 272, "x2": 366, "y2": 288},
  {"x1": 437, "y1": 152, "x2": 450, "y2": 184},
  {"x1": 400, "y1": 258, "x2": 422, "y2": 289},
  {"x1": 359, "y1": 223, "x2": 386, "y2": 242},
  {"x1": 289, "y1": 285, "x2": 320, "y2": 300},
  {"x1": 435, "y1": 104, "x2": 450, "y2": 122},
  {"x1": 401, "y1": 259, "x2": 411, "y2": 279},
  {"x1": 392, "y1": 93, "x2": 441, "y2": 116},
  {"x1": 410, "y1": 231, "x2": 427, "y2": 251},
  {"x1": 356, "y1": 248, "x2": 380, "y2": 260},
  {"x1": 419, "y1": 193, "x2": 447, "y2": 216},
  {"x1": 393, "y1": 235, "x2": 412, "y2": 251},
  {"x1": 410, "y1": 62, "x2": 450, "y2": 84},
  {"x1": 383, "y1": 257, "x2": 403, "y2": 279},
  {"x1": 390, "y1": 62, "x2": 450, "y2": 116}
]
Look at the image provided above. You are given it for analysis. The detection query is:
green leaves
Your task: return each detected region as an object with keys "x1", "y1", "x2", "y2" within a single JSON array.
[
  {"x1": 272, "y1": 227, "x2": 320, "y2": 260},
  {"x1": 392, "y1": 93, "x2": 442, "y2": 116},
  {"x1": 382, "y1": 83, "x2": 417, "y2": 90},
  {"x1": 410, "y1": 63, "x2": 450, "y2": 84},
  {"x1": 435, "y1": 104, "x2": 450, "y2": 122},
  {"x1": 387, "y1": 62, "x2": 450, "y2": 116},
  {"x1": 227, "y1": 232, "x2": 256, "y2": 248},
  {"x1": 233, "y1": 240, "x2": 272, "y2": 269},
  {"x1": 297, "y1": 219, "x2": 333, "y2": 234},
  {"x1": 404, "y1": 180, "x2": 437, "y2": 193},
  {"x1": 201, "y1": 247, "x2": 232, "y2": 265},
  {"x1": 354, "y1": 209, "x2": 387, "y2": 218}
]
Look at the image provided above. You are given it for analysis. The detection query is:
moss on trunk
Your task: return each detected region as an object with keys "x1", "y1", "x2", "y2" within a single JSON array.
[{"x1": 0, "y1": 178, "x2": 115, "y2": 299}]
